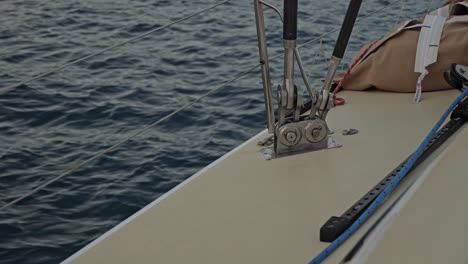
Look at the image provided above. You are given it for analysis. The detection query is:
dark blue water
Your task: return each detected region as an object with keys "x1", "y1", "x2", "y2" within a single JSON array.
[{"x1": 0, "y1": 0, "x2": 433, "y2": 263}]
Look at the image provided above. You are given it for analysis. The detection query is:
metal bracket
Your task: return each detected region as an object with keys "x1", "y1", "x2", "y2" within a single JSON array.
[
  {"x1": 261, "y1": 135, "x2": 341, "y2": 160},
  {"x1": 254, "y1": 0, "x2": 338, "y2": 159}
]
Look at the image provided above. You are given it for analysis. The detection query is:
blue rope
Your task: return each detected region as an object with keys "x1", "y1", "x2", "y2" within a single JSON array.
[{"x1": 309, "y1": 89, "x2": 468, "y2": 264}]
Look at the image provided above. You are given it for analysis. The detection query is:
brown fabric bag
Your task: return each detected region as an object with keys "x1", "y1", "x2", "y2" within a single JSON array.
[{"x1": 340, "y1": 1, "x2": 468, "y2": 95}]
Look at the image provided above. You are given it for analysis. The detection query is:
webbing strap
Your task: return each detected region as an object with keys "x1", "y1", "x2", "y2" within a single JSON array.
[
  {"x1": 413, "y1": 14, "x2": 447, "y2": 103},
  {"x1": 413, "y1": 2, "x2": 468, "y2": 103}
]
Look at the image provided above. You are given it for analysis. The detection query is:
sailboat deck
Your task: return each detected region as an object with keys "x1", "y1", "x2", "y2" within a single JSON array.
[{"x1": 63, "y1": 90, "x2": 468, "y2": 264}]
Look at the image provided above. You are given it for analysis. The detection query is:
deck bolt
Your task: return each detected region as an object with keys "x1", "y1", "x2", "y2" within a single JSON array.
[
  {"x1": 312, "y1": 128, "x2": 321, "y2": 138},
  {"x1": 285, "y1": 131, "x2": 297, "y2": 143}
]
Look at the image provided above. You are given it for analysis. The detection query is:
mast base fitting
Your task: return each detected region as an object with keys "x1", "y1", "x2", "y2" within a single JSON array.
[{"x1": 260, "y1": 118, "x2": 342, "y2": 160}]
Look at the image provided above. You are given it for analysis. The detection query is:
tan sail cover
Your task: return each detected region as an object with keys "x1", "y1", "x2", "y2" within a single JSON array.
[{"x1": 340, "y1": 1, "x2": 468, "y2": 94}]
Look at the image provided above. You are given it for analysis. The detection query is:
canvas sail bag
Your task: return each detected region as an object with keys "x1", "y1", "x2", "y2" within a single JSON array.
[{"x1": 339, "y1": 1, "x2": 468, "y2": 102}]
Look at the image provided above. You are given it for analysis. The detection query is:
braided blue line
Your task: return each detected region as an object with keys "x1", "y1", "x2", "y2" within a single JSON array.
[{"x1": 309, "y1": 90, "x2": 468, "y2": 264}]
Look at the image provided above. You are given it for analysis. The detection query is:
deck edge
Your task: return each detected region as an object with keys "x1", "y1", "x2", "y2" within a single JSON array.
[{"x1": 61, "y1": 129, "x2": 267, "y2": 264}]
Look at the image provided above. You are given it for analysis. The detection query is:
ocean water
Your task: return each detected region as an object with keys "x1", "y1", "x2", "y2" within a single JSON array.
[{"x1": 0, "y1": 0, "x2": 436, "y2": 263}]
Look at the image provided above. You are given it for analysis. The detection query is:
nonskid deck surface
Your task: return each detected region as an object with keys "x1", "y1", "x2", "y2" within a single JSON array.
[{"x1": 64, "y1": 90, "x2": 468, "y2": 264}]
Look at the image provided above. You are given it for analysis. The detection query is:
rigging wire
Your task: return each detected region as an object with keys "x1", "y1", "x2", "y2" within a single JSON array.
[
  {"x1": 0, "y1": 0, "x2": 403, "y2": 211},
  {"x1": 298, "y1": 0, "x2": 403, "y2": 52},
  {"x1": 426, "y1": 0, "x2": 435, "y2": 14},
  {"x1": 0, "y1": 0, "x2": 402, "y2": 97},
  {"x1": 0, "y1": 0, "x2": 230, "y2": 96},
  {"x1": 393, "y1": 0, "x2": 405, "y2": 27},
  {"x1": 265, "y1": 0, "x2": 403, "y2": 65},
  {"x1": 0, "y1": 63, "x2": 261, "y2": 212},
  {"x1": 333, "y1": 40, "x2": 378, "y2": 105}
]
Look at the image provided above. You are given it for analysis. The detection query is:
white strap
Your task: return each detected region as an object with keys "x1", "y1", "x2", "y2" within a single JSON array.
[
  {"x1": 413, "y1": 2, "x2": 468, "y2": 103},
  {"x1": 413, "y1": 14, "x2": 447, "y2": 103},
  {"x1": 414, "y1": 70, "x2": 429, "y2": 104}
]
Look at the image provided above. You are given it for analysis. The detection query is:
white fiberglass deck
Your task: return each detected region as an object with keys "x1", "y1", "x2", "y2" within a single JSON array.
[{"x1": 64, "y1": 90, "x2": 468, "y2": 264}]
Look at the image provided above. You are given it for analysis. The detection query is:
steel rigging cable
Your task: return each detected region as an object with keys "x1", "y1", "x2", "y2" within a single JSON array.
[
  {"x1": 0, "y1": 0, "x2": 404, "y2": 210},
  {"x1": 0, "y1": 0, "x2": 231, "y2": 96},
  {"x1": 0, "y1": 0, "x2": 402, "y2": 96}
]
